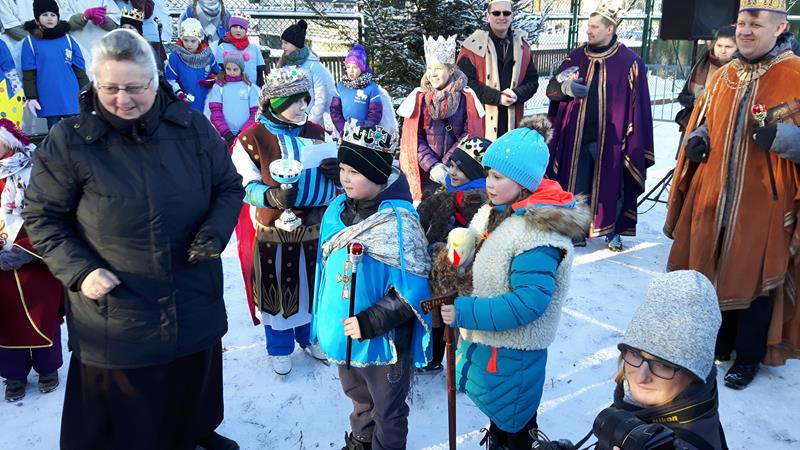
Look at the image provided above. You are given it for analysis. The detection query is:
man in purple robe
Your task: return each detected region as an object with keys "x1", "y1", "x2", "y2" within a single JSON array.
[{"x1": 546, "y1": 0, "x2": 654, "y2": 251}]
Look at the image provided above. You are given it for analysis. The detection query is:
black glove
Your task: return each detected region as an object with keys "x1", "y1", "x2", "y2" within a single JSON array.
[
  {"x1": 753, "y1": 124, "x2": 777, "y2": 151},
  {"x1": 319, "y1": 158, "x2": 340, "y2": 184},
  {"x1": 684, "y1": 135, "x2": 709, "y2": 162},
  {"x1": 224, "y1": 131, "x2": 236, "y2": 146},
  {"x1": 265, "y1": 186, "x2": 298, "y2": 210},
  {"x1": 187, "y1": 233, "x2": 223, "y2": 264},
  {"x1": 0, "y1": 246, "x2": 36, "y2": 271}
]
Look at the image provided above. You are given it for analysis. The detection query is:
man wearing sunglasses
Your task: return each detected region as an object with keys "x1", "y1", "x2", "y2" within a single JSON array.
[
  {"x1": 456, "y1": 0, "x2": 539, "y2": 140},
  {"x1": 546, "y1": 0, "x2": 653, "y2": 252}
]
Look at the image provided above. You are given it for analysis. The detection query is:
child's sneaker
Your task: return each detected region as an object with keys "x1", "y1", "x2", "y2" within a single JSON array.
[
  {"x1": 606, "y1": 234, "x2": 623, "y2": 252},
  {"x1": 37, "y1": 371, "x2": 59, "y2": 393},
  {"x1": 272, "y1": 355, "x2": 292, "y2": 375},
  {"x1": 303, "y1": 343, "x2": 328, "y2": 362},
  {"x1": 4, "y1": 379, "x2": 26, "y2": 402}
]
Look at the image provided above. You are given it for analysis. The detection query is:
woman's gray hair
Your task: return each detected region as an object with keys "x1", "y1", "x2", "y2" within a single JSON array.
[{"x1": 89, "y1": 29, "x2": 159, "y2": 88}]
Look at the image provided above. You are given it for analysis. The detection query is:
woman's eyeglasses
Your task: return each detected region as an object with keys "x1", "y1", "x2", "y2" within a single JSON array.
[
  {"x1": 490, "y1": 11, "x2": 512, "y2": 17},
  {"x1": 621, "y1": 346, "x2": 682, "y2": 380},
  {"x1": 96, "y1": 78, "x2": 153, "y2": 95}
]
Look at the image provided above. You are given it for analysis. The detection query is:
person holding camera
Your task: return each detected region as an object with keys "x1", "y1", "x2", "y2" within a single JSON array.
[{"x1": 540, "y1": 271, "x2": 728, "y2": 450}]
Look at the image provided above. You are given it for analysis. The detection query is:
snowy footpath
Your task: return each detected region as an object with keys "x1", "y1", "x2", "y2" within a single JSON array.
[{"x1": 2, "y1": 121, "x2": 798, "y2": 449}]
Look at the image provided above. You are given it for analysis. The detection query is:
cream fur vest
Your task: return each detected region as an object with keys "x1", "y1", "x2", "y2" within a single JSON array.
[{"x1": 460, "y1": 205, "x2": 574, "y2": 350}]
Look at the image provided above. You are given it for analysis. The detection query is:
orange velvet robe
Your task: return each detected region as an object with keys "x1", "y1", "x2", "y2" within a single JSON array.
[{"x1": 664, "y1": 49, "x2": 800, "y2": 365}]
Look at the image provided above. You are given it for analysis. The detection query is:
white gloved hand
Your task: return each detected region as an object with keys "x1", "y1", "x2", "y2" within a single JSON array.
[
  {"x1": 429, "y1": 163, "x2": 449, "y2": 185},
  {"x1": 27, "y1": 99, "x2": 41, "y2": 116}
]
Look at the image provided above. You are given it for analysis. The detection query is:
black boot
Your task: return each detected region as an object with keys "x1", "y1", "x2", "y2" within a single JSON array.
[
  {"x1": 478, "y1": 427, "x2": 508, "y2": 450},
  {"x1": 196, "y1": 431, "x2": 239, "y2": 450},
  {"x1": 342, "y1": 432, "x2": 371, "y2": 450},
  {"x1": 724, "y1": 361, "x2": 759, "y2": 390},
  {"x1": 37, "y1": 371, "x2": 59, "y2": 393}
]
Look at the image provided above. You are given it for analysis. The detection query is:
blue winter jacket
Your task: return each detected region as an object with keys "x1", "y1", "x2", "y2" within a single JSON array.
[{"x1": 454, "y1": 245, "x2": 561, "y2": 432}]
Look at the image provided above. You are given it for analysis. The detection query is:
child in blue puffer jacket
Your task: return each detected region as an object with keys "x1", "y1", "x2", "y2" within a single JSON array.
[{"x1": 441, "y1": 116, "x2": 591, "y2": 449}]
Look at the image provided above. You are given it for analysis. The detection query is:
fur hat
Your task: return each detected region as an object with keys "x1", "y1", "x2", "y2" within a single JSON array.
[
  {"x1": 344, "y1": 43, "x2": 369, "y2": 73},
  {"x1": 450, "y1": 136, "x2": 491, "y2": 181},
  {"x1": 281, "y1": 19, "x2": 307, "y2": 48},
  {"x1": 34, "y1": 0, "x2": 59, "y2": 20},
  {"x1": 621, "y1": 270, "x2": 721, "y2": 380},
  {"x1": 0, "y1": 118, "x2": 30, "y2": 150},
  {"x1": 180, "y1": 18, "x2": 204, "y2": 39},
  {"x1": 482, "y1": 115, "x2": 552, "y2": 192}
]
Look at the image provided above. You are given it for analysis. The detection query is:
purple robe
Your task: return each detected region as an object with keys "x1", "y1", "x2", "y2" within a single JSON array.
[{"x1": 547, "y1": 43, "x2": 654, "y2": 237}]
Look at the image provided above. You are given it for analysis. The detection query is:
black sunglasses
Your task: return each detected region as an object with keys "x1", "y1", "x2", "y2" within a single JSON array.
[{"x1": 490, "y1": 11, "x2": 512, "y2": 17}]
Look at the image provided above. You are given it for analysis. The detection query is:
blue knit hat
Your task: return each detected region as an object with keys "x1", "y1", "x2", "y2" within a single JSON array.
[{"x1": 482, "y1": 115, "x2": 553, "y2": 192}]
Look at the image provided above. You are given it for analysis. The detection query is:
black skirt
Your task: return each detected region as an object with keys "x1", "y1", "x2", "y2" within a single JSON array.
[{"x1": 60, "y1": 343, "x2": 224, "y2": 450}]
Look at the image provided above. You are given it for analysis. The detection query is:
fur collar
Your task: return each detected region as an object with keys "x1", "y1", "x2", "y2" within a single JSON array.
[{"x1": 521, "y1": 196, "x2": 592, "y2": 240}]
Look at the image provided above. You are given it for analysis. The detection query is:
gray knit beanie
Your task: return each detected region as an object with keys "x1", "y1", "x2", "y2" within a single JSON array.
[{"x1": 620, "y1": 270, "x2": 721, "y2": 380}]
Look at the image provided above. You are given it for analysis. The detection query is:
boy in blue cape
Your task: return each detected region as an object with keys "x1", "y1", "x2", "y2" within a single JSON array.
[{"x1": 312, "y1": 122, "x2": 432, "y2": 450}]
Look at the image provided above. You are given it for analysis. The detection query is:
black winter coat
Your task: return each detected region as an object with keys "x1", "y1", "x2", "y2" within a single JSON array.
[{"x1": 22, "y1": 85, "x2": 244, "y2": 369}]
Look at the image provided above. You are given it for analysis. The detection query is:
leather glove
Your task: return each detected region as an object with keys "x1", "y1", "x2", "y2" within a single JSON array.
[
  {"x1": 265, "y1": 186, "x2": 298, "y2": 210},
  {"x1": 429, "y1": 163, "x2": 449, "y2": 185},
  {"x1": 319, "y1": 158, "x2": 340, "y2": 184},
  {"x1": 224, "y1": 131, "x2": 236, "y2": 146},
  {"x1": 27, "y1": 99, "x2": 41, "y2": 116},
  {"x1": 0, "y1": 247, "x2": 36, "y2": 271},
  {"x1": 684, "y1": 135, "x2": 709, "y2": 162},
  {"x1": 199, "y1": 76, "x2": 216, "y2": 89},
  {"x1": 561, "y1": 78, "x2": 589, "y2": 98},
  {"x1": 187, "y1": 233, "x2": 223, "y2": 264},
  {"x1": 753, "y1": 124, "x2": 777, "y2": 151}
]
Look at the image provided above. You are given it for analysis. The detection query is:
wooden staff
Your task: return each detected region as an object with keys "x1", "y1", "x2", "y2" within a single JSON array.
[{"x1": 421, "y1": 291, "x2": 458, "y2": 450}]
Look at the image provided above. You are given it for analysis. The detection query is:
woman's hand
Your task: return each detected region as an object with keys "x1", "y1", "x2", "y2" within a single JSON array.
[
  {"x1": 81, "y1": 268, "x2": 121, "y2": 300},
  {"x1": 441, "y1": 304, "x2": 456, "y2": 326},
  {"x1": 342, "y1": 317, "x2": 362, "y2": 340}
]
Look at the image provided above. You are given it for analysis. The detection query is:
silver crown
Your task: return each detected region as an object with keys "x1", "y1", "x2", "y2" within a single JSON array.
[
  {"x1": 262, "y1": 66, "x2": 311, "y2": 99},
  {"x1": 424, "y1": 35, "x2": 457, "y2": 66},
  {"x1": 342, "y1": 121, "x2": 399, "y2": 155}
]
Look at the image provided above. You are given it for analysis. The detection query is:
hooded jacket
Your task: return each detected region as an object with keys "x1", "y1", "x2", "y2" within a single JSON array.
[{"x1": 22, "y1": 81, "x2": 244, "y2": 368}]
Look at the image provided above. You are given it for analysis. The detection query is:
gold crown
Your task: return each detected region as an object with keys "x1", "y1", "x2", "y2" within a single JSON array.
[
  {"x1": 0, "y1": 80, "x2": 25, "y2": 129},
  {"x1": 739, "y1": 0, "x2": 787, "y2": 12},
  {"x1": 457, "y1": 137, "x2": 490, "y2": 162},
  {"x1": 594, "y1": 0, "x2": 624, "y2": 26},
  {"x1": 121, "y1": 7, "x2": 145, "y2": 22},
  {"x1": 230, "y1": 10, "x2": 252, "y2": 21}
]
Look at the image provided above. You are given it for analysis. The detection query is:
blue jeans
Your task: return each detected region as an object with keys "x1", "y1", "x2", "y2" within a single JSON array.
[{"x1": 264, "y1": 323, "x2": 312, "y2": 356}]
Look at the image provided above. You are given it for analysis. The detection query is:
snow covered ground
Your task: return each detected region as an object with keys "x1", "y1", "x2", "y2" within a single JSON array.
[{"x1": 2, "y1": 121, "x2": 799, "y2": 449}]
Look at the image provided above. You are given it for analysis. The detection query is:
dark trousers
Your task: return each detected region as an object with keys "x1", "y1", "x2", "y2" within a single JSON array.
[
  {"x1": 490, "y1": 413, "x2": 538, "y2": 450},
  {"x1": 338, "y1": 353, "x2": 413, "y2": 450},
  {"x1": 574, "y1": 142, "x2": 624, "y2": 234},
  {"x1": 716, "y1": 295, "x2": 774, "y2": 364},
  {"x1": 0, "y1": 326, "x2": 63, "y2": 380},
  {"x1": 60, "y1": 343, "x2": 225, "y2": 450}
]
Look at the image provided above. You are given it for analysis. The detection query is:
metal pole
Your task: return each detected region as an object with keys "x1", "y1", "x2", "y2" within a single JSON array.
[
  {"x1": 640, "y1": 0, "x2": 653, "y2": 63},
  {"x1": 568, "y1": 0, "x2": 580, "y2": 49}
]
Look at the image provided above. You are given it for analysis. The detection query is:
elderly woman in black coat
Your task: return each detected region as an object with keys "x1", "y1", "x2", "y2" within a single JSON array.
[{"x1": 22, "y1": 29, "x2": 243, "y2": 450}]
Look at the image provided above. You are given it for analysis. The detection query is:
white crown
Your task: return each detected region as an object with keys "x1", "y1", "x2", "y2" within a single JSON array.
[
  {"x1": 342, "y1": 121, "x2": 399, "y2": 155},
  {"x1": 424, "y1": 35, "x2": 457, "y2": 66}
]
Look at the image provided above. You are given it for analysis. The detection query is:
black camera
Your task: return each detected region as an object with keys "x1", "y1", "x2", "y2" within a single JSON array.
[{"x1": 592, "y1": 407, "x2": 675, "y2": 450}]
